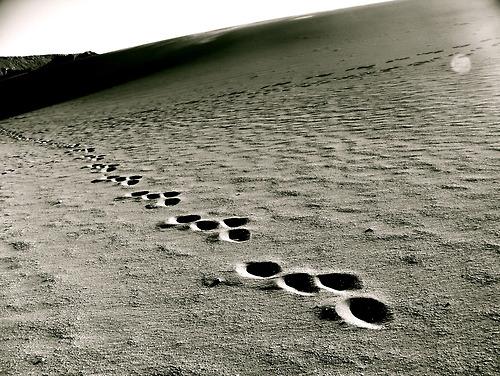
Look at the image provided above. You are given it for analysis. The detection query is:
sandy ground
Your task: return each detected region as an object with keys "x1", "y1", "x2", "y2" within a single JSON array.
[{"x1": 1, "y1": 0, "x2": 499, "y2": 375}]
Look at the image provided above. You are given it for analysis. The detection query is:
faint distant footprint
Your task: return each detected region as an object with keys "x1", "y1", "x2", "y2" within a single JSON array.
[
  {"x1": 145, "y1": 197, "x2": 182, "y2": 209},
  {"x1": 115, "y1": 190, "x2": 182, "y2": 208},
  {"x1": 91, "y1": 175, "x2": 142, "y2": 186},
  {"x1": 83, "y1": 163, "x2": 119, "y2": 173},
  {"x1": 157, "y1": 215, "x2": 252, "y2": 243}
]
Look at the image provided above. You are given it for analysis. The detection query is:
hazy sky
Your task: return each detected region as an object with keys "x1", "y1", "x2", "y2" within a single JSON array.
[{"x1": 0, "y1": 0, "x2": 392, "y2": 56}]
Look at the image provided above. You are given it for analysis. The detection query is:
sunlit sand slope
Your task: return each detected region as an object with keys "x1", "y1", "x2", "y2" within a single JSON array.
[{"x1": 0, "y1": 0, "x2": 499, "y2": 375}]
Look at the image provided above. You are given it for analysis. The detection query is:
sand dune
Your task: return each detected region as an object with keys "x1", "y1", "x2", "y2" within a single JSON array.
[{"x1": 0, "y1": 0, "x2": 499, "y2": 375}]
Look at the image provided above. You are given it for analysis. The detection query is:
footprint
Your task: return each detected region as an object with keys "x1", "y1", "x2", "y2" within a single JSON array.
[
  {"x1": 315, "y1": 272, "x2": 363, "y2": 294},
  {"x1": 221, "y1": 217, "x2": 249, "y2": 228},
  {"x1": 144, "y1": 193, "x2": 164, "y2": 200},
  {"x1": 219, "y1": 228, "x2": 251, "y2": 242},
  {"x1": 316, "y1": 296, "x2": 393, "y2": 329},
  {"x1": 113, "y1": 175, "x2": 142, "y2": 186},
  {"x1": 381, "y1": 66, "x2": 400, "y2": 72},
  {"x1": 452, "y1": 43, "x2": 471, "y2": 49},
  {"x1": 83, "y1": 154, "x2": 105, "y2": 161},
  {"x1": 356, "y1": 64, "x2": 376, "y2": 70},
  {"x1": 190, "y1": 220, "x2": 220, "y2": 231},
  {"x1": 276, "y1": 272, "x2": 320, "y2": 296},
  {"x1": 116, "y1": 190, "x2": 151, "y2": 201},
  {"x1": 145, "y1": 197, "x2": 181, "y2": 209},
  {"x1": 409, "y1": 60, "x2": 430, "y2": 66},
  {"x1": 235, "y1": 261, "x2": 282, "y2": 279},
  {"x1": 385, "y1": 56, "x2": 410, "y2": 63},
  {"x1": 124, "y1": 190, "x2": 150, "y2": 197},
  {"x1": 82, "y1": 163, "x2": 104, "y2": 169},
  {"x1": 123, "y1": 179, "x2": 140, "y2": 186},
  {"x1": 157, "y1": 214, "x2": 202, "y2": 229},
  {"x1": 166, "y1": 214, "x2": 202, "y2": 225},
  {"x1": 176, "y1": 214, "x2": 202, "y2": 223},
  {"x1": 162, "y1": 198, "x2": 181, "y2": 206},
  {"x1": 86, "y1": 164, "x2": 118, "y2": 173},
  {"x1": 143, "y1": 192, "x2": 181, "y2": 200},
  {"x1": 73, "y1": 147, "x2": 95, "y2": 153},
  {"x1": 417, "y1": 49, "x2": 444, "y2": 56},
  {"x1": 100, "y1": 165, "x2": 118, "y2": 173},
  {"x1": 93, "y1": 175, "x2": 142, "y2": 186}
]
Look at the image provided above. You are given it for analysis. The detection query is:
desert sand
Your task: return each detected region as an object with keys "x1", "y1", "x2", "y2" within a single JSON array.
[{"x1": 0, "y1": 0, "x2": 499, "y2": 375}]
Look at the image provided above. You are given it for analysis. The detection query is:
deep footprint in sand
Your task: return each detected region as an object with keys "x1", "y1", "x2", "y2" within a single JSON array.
[
  {"x1": 315, "y1": 272, "x2": 363, "y2": 294},
  {"x1": 144, "y1": 193, "x2": 164, "y2": 200},
  {"x1": 190, "y1": 219, "x2": 220, "y2": 231},
  {"x1": 236, "y1": 261, "x2": 282, "y2": 279},
  {"x1": 166, "y1": 214, "x2": 202, "y2": 225},
  {"x1": 115, "y1": 175, "x2": 142, "y2": 186},
  {"x1": 126, "y1": 190, "x2": 150, "y2": 197},
  {"x1": 175, "y1": 214, "x2": 201, "y2": 223},
  {"x1": 316, "y1": 296, "x2": 393, "y2": 329},
  {"x1": 221, "y1": 217, "x2": 249, "y2": 228},
  {"x1": 219, "y1": 228, "x2": 251, "y2": 242},
  {"x1": 92, "y1": 175, "x2": 142, "y2": 186},
  {"x1": 276, "y1": 272, "x2": 320, "y2": 296},
  {"x1": 124, "y1": 179, "x2": 140, "y2": 186},
  {"x1": 100, "y1": 165, "x2": 118, "y2": 173},
  {"x1": 143, "y1": 192, "x2": 181, "y2": 200}
]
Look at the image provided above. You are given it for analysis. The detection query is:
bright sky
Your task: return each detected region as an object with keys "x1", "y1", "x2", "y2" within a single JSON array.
[{"x1": 0, "y1": 0, "x2": 392, "y2": 56}]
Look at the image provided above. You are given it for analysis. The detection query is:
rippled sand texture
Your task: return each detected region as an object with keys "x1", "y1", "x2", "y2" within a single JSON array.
[{"x1": 1, "y1": 0, "x2": 499, "y2": 375}]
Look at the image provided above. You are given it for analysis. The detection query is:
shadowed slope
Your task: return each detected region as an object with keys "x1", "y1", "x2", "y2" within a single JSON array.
[{"x1": 1, "y1": 0, "x2": 497, "y2": 120}]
